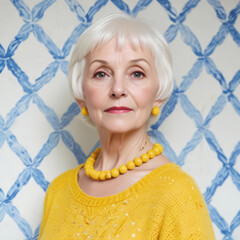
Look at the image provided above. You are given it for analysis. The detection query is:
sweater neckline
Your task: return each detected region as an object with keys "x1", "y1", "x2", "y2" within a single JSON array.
[{"x1": 69, "y1": 162, "x2": 177, "y2": 206}]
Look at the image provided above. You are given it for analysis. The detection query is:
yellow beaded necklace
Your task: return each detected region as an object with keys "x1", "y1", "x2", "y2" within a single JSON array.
[{"x1": 84, "y1": 143, "x2": 163, "y2": 181}]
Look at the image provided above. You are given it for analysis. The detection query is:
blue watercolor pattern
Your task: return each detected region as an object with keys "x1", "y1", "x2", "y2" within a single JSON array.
[{"x1": 0, "y1": 0, "x2": 240, "y2": 239}]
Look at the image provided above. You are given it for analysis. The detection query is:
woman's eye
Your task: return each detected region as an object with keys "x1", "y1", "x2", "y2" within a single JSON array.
[
  {"x1": 132, "y1": 71, "x2": 145, "y2": 78},
  {"x1": 94, "y1": 72, "x2": 107, "y2": 78}
]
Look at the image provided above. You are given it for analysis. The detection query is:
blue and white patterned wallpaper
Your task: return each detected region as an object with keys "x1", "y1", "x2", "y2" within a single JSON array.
[{"x1": 0, "y1": 0, "x2": 240, "y2": 239}]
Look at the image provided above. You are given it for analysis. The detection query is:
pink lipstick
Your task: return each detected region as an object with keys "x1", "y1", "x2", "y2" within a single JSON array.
[{"x1": 105, "y1": 106, "x2": 133, "y2": 114}]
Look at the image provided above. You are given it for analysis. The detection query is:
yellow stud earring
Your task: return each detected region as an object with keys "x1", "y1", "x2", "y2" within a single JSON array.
[
  {"x1": 81, "y1": 107, "x2": 88, "y2": 116},
  {"x1": 152, "y1": 106, "x2": 159, "y2": 116}
]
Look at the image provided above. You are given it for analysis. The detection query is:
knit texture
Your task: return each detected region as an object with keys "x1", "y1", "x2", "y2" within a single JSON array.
[{"x1": 39, "y1": 163, "x2": 215, "y2": 239}]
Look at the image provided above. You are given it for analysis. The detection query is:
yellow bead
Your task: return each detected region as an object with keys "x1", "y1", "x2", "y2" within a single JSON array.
[
  {"x1": 151, "y1": 106, "x2": 159, "y2": 116},
  {"x1": 85, "y1": 168, "x2": 91, "y2": 177},
  {"x1": 91, "y1": 152, "x2": 98, "y2": 158},
  {"x1": 85, "y1": 162, "x2": 93, "y2": 170},
  {"x1": 90, "y1": 170, "x2": 100, "y2": 180},
  {"x1": 153, "y1": 147, "x2": 161, "y2": 155},
  {"x1": 85, "y1": 161, "x2": 93, "y2": 166},
  {"x1": 134, "y1": 157, "x2": 142, "y2": 166},
  {"x1": 153, "y1": 143, "x2": 161, "y2": 148},
  {"x1": 141, "y1": 153, "x2": 149, "y2": 163},
  {"x1": 127, "y1": 161, "x2": 135, "y2": 170},
  {"x1": 154, "y1": 144, "x2": 163, "y2": 153},
  {"x1": 81, "y1": 107, "x2": 88, "y2": 116},
  {"x1": 85, "y1": 160, "x2": 93, "y2": 165},
  {"x1": 84, "y1": 164, "x2": 92, "y2": 170},
  {"x1": 95, "y1": 147, "x2": 101, "y2": 153},
  {"x1": 106, "y1": 170, "x2": 112, "y2": 179},
  {"x1": 99, "y1": 171, "x2": 106, "y2": 181},
  {"x1": 85, "y1": 164, "x2": 94, "y2": 169},
  {"x1": 119, "y1": 165, "x2": 128, "y2": 174},
  {"x1": 147, "y1": 150, "x2": 155, "y2": 159},
  {"x1": 87, "y1": 157, "x2": 95, "y2": 162},
  {"x1": 111, "y1": 168, "x2": 120, "y2": 178},
  {"x1": 159, "y1": 146, "x2": 163, "y2": 153}
]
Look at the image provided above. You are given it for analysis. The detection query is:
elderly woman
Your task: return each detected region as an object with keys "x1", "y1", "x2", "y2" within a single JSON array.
[{"x1": 39, "y1": 14, "x2": 215, "y2": 239}]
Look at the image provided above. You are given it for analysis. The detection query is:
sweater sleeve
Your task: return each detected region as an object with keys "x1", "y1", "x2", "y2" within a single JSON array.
[{"x1": 159, "y1": 177, "x2": 215, "y2": 240}]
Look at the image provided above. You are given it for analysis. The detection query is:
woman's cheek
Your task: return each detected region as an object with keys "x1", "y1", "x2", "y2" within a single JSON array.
[
  {"x1": 85, "y1": 85, "x2": 105, "y2": 108},
  {"x1": 133, "y1": 86, "x2": 157, "y2": 108}
]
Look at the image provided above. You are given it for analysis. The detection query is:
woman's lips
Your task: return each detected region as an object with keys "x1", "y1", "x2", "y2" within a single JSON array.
[{"x1": 105, "y1": 106, "x2": 133, "y2": 114}]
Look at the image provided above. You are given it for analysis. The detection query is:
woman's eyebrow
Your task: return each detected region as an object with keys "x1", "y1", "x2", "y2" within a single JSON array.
[
  {"x1": 89, "y1": 59, "x2": 108, "y2": 67},
  {"x1": 129, "y1": 58, "x2": 150, "y2": 66}
]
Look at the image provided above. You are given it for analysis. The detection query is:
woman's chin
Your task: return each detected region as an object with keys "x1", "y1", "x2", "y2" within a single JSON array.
[{"x1": 98, "y1": 120, "x2": 142, "y2": 134}]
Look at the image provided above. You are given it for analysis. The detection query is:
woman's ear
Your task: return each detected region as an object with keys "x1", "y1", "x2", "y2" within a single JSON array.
[
  {"x1": 75, "y1": 98, "x2": 86, "y2": 109},
  {"x1": 153, "y1": 99, "x2": 165, "y2": 109}
]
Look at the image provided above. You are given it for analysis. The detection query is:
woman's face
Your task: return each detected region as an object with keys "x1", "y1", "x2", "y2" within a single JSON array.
[{"x1": 81, "y1": 37, "x2": 161, "y2": 133}]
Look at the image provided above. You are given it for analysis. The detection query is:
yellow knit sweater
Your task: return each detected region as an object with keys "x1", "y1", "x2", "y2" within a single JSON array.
[{"x1": 39, "y1": 163, "x2": 215, "y2": 239}]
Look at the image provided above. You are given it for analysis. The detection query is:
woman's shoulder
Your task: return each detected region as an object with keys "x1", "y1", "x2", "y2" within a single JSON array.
[
  {"x1": 46, "y1": 164, "x2": 84, "y2": 192},
  {"x1": 151, "y1": 162, "x2": 204, "y2": 200},
  {"x1": 155, "y1": 162, "x2": 198, "y2": 185},
  {"x1": 151, "y1": 163, "x2": 214, "y2": 238}
]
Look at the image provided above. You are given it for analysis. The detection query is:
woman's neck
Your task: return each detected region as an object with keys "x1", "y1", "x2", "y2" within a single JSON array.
[{"x1": 94, "y1": 127, "x2": 153, "y2": 171}]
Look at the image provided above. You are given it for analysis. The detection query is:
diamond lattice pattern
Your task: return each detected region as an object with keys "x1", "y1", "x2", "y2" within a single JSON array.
[{"x1": 0, "y1": 0, "x2": 240, "y2": 239}]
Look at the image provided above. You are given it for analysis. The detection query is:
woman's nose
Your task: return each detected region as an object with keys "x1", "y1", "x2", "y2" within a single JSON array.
[{"x1": 110, "y1": 76, "x2": 127, "y2": 98}]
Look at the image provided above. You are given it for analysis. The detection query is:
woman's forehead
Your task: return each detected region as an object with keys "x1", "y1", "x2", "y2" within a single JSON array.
[{"x1": 86, "y1": 37, "x2": 154, "y2": 63}]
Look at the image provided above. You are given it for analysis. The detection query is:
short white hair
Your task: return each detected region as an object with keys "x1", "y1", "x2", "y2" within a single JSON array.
[{"x1": 68, "y1": 13, "x2": 173, "y2": 127}]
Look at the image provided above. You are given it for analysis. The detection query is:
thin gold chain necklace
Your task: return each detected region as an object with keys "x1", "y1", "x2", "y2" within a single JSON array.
[{"x1": 84, "y1": 143, "x2": 163, "y2": 181}]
